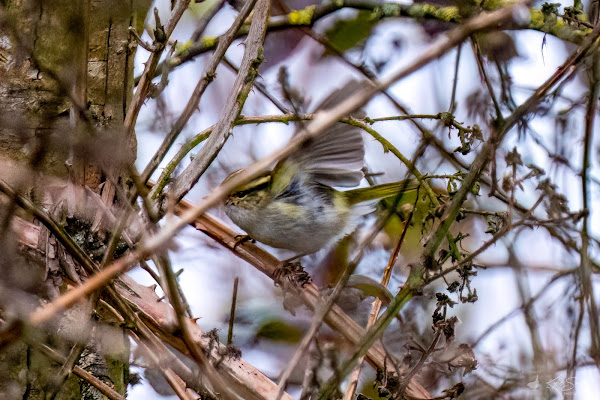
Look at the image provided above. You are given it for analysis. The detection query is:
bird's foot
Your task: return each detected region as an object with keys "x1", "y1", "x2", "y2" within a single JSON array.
[
  {"x1": 233, "y1": 234, "x2": 255, "y2": 251},
  {"x1": 273, "y1": 261, "x2": 312, "y2": 288}
]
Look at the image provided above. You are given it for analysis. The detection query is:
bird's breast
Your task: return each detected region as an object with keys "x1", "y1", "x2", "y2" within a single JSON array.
[{"x1": 224, "y1": 193, "x2": 352, "y2": 254}]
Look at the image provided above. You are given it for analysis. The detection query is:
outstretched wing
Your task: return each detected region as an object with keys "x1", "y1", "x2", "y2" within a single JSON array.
[{"x1": 271, "y1": 80, "x2": 367, "y2": 191}]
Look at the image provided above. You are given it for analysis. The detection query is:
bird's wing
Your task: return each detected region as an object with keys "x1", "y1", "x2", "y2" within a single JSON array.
[{"x1": 271, "y1": 80, "x2": 368, "y2": 191}]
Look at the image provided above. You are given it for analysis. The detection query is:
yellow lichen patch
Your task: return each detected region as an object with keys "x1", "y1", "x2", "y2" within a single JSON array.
[
  {"x1": 175, "y1": 40, "x2": 194, "y2": 54},
  {"x1": 381, "y1": 3, "x2": 401, "y2": 17},
  {"x1": 529, "y1": 9, "x2": 544, "y2": 29},
  {"x1": 481, "y1": 0, "x2": 504, "y2": 11},
  {"x1": 201, "y1": 36, "x2": 217, "y2": 48},
  {"x1": 421, "y1": 4, "x2": 438, "y2": 16},
  {"x1": 288, "y1": 5, "x2": 316, "y2": 25},
  {"x1": 434, "y1": 6, "x2": 460, "y2": 22}
]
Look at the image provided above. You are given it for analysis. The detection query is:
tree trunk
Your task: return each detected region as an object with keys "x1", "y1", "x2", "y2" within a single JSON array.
[{"x1": 0, "y1": 0, "x2": 147, "y2": 398}]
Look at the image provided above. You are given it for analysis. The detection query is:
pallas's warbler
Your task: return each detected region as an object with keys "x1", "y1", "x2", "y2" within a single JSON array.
[{"x1": 224, "y1": 83, "x2": 417, "y2": 254}]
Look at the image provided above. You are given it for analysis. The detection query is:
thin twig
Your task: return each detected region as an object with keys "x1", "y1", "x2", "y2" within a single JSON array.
[
  {"x1": 190, "y1": 0, "x2": 226, "y2": 42},
  {"x1": 564, "y1": 295, "x2": 585, "y2": 400},
  {"x1": 448, "y1": 43, "x2": 462, "y2": 112},
  {"x1": 471, "y1": 38, "x2": 504, "y2": 122},
  {"x1": 227, "y1": 277, "x2": 239, "y2": 346}
]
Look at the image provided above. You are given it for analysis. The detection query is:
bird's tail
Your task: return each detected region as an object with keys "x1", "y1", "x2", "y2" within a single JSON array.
[{"x1": 342, "y1": 179, "x2": 420, "y2": 205}]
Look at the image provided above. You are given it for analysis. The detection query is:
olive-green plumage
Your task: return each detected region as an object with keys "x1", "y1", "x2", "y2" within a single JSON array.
[{"x1": 342, "y1": 180, "x2": 418, "y2": 205}]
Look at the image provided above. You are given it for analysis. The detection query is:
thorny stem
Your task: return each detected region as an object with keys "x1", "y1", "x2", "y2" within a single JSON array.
[{"x1": 125, "y1": 0, "x2": 191, "y2": 137}]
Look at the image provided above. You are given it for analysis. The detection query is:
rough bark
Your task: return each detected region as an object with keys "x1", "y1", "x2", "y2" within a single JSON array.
[{"x1": 0, "y1": 0, "x2": 147, "y2": 398}]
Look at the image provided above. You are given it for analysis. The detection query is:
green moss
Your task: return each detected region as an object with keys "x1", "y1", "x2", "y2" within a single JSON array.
[
  {"x1": 236, "y1": 87, "x2": 250, "y2": 108},
  {"x1": 242, "y1": 48, "x2": 263, "y2": 88},
  {"x1": 288, "y1": 5, "x2": 315, "y2": 25},
  {"x1": 106, "y1": 354, "x2": 127, "y2": 395}
]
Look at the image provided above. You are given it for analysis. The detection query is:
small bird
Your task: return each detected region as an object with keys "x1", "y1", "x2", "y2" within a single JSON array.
[{"x1": 224, "y1": 81, "x2": 417, "y2": 255}]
